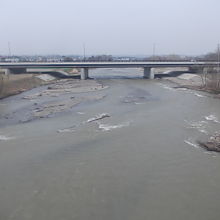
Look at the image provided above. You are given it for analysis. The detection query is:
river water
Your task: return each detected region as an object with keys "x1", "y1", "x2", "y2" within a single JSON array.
[{"x1": 0, "y1": 68, "x2": 220, "y2": 220}]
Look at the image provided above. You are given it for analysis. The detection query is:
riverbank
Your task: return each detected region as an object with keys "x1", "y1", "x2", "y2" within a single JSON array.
[
  {"x1": 165, "y1": 73, "x2": 220, "y2": 96},
  {"x1": 0, "y1": 68, "x2": 81, "y2": 99},
  {"x1": 0, "y1": 73, "x2": 56, "y2": 99},
  {"x1": 164, "y1": 73, "x2": 220, "y2": 152},
  {"x1": 164, "y1": 73, "x2": 202, "y2": 87}
]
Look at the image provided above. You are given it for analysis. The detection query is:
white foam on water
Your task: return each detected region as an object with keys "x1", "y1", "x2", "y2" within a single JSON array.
[
  {"x1": 77, "y1": 112, "x2": 85, "y2": 115},
  {"x1": 158, "y1": 82, "x2": 206, "y2": 99},
  {"x1": 185, "y1": 120, "x2": 208, "y2": 134},
  {"x1": 205, "y1": 114, "x2": 220, "y2": 123},
  {"x1": 176, "y1": 88, "x2": 188, "y2": 91},
  {"x1": 203, "y1": 151, "x2": 218, "y2": 157},
  {"x1": 87, "y1": 113, "x2": 110, "y2": 123},
  {"x1": 185, "y1": 120, "x2": 207, "y2": 128},
  {"x1": 97, "y1": 121, "x2": 130, "y2": 131},
  {"x1": 57, "y1": 124, "x2": 78, "y2": 133},
  {"x1": 0, "y1": 135, "x2": 15, "y2": 141},
  {"x1": 194, "y1": 93, "x2": 205, "y2": 98},
  {"x1": 162, "y1": 85, "x2": 175, "y2": 91},
  {"x1": 57, "y1": 128, "x2": 75, "y2": 133},
  {"x1": 198, "y1": 129, "x2": 209, "y2": 134},
  {"x1": 134, "y1": 102, "x2": 145, "y2": 105},
  {"x1": 184, "y1": 140, "x2": 199, "y2": 149},
  {"x1": 156, "y1": 83, "x2": 175, "y2": 91}
]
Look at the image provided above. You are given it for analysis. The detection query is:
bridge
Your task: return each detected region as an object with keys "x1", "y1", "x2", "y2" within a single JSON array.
[{"x1": 0, "y1": 61, "x2": 218, "y2": 79}]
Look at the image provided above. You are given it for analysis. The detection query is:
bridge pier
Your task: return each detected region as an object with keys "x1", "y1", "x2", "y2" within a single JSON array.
[
  {"x1": 81, "y1": 68, "x2": 89, "y2": 80},
  {"x1": 143, "y1": 67, "x2": 154, "y2": 79}
]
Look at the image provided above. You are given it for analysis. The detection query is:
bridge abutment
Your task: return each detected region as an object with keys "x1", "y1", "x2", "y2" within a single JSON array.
[
  {"x1": 5, "y1": 68, "x2": 27, "y2": 75},
  {"x1": 81, "y1": 68, "x2": 89, "y2": 80},
  {"x1": 4, "y1": 69, "x2": 12, "y2": 75},
  {"x1": 143, "y1": 67, "x2": 154, "y2": 79}
]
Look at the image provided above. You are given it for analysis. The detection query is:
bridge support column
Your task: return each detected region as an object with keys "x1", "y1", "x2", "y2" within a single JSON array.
[
  {"x1": 81, "y1": 68, "x2": 89, "y2": 80},
  {"x1": 143, "y1": 67, "x2": 154, "y2": 79}
]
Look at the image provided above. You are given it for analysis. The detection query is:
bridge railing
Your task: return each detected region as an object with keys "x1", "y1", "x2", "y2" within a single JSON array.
[{"x1": 1, "y1": 59, "x2": 220, "y2": 63}]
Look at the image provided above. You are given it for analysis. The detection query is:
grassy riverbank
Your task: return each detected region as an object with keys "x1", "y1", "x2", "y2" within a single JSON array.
[
  {"x1": 0, "y1": 73, "x2": 52, "y2": 99},
  {"x1": 0, "y1": 68, "x2": 81, "y2": 99}
]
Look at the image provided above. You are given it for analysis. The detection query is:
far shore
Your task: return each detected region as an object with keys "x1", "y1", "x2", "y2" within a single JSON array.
[
  {"x1": 0, "y1": 73, "x2": 50, "y2": 99},
  {"x1": 0, "y1": 69, "x2": 80, "y2": 99},
  {"x1": 1, "y1": 69, "x2": 220, "y2": 99}
]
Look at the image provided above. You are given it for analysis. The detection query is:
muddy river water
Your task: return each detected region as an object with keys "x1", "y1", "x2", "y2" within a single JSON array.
[{"x1": 0, "y1": 68, "x2": 220, "y2": 220}]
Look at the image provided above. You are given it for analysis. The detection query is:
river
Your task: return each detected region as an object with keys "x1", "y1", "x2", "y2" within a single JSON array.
[{"x1": 0, "y1": 68, "x2": 220, "y2": 220}]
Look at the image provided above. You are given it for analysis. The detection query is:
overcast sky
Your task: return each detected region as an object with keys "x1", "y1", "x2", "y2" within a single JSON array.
[{"x1": 1, "y1": 0, "x2": 220, "y2": 56}]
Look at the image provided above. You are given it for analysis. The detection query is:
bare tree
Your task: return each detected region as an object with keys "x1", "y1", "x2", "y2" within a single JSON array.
[
  {"x1": 0, "y1": 73, "x2": 4, "y2": 96},
  {"x1": 201, "y1": 67, "x2": 220, "y2": 92}
]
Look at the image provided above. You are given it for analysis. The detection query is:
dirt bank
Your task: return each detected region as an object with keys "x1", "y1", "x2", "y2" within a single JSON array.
[
  {"x1": 0, "y1": 67, "x2": 81, "y2": 99},
  {"x1": 165, "y1": 73, "x2": 220, "y2": 96},
  {"x1": 0, "y1": 73, "x2": 53, "y2": 99},
  {"x1": 164, "y1": 73, "x2": 203, "y2": 88}
]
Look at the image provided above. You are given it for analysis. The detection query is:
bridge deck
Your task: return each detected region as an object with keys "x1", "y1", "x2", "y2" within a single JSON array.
[{"x1": 0, "y1": 61, "x2": 218, "y2": 69}]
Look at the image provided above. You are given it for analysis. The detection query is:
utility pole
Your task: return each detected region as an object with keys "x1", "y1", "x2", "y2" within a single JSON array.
[
  {"x1": 153, "y1": 43, "x2": 156, "y2": 60},
  {"x1": 83, "y1": 43, "x2": 86, "y2": 61},
  {"x1": 8, "y1": 42, "x2": 11, "y2": 57},
  {"x1": 218, "y1": 43, "x2": 220, "y2": 73}
]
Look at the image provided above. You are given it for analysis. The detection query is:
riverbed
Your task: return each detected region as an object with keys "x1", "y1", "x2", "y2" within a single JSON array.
[{"x1": 0, "y1": 68, "x2": 220, "y2": 220}]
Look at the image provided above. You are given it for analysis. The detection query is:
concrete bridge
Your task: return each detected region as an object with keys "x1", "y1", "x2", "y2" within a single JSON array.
[{"x1": 0, "y1": 61, "x2": 218, "y2": 79}]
